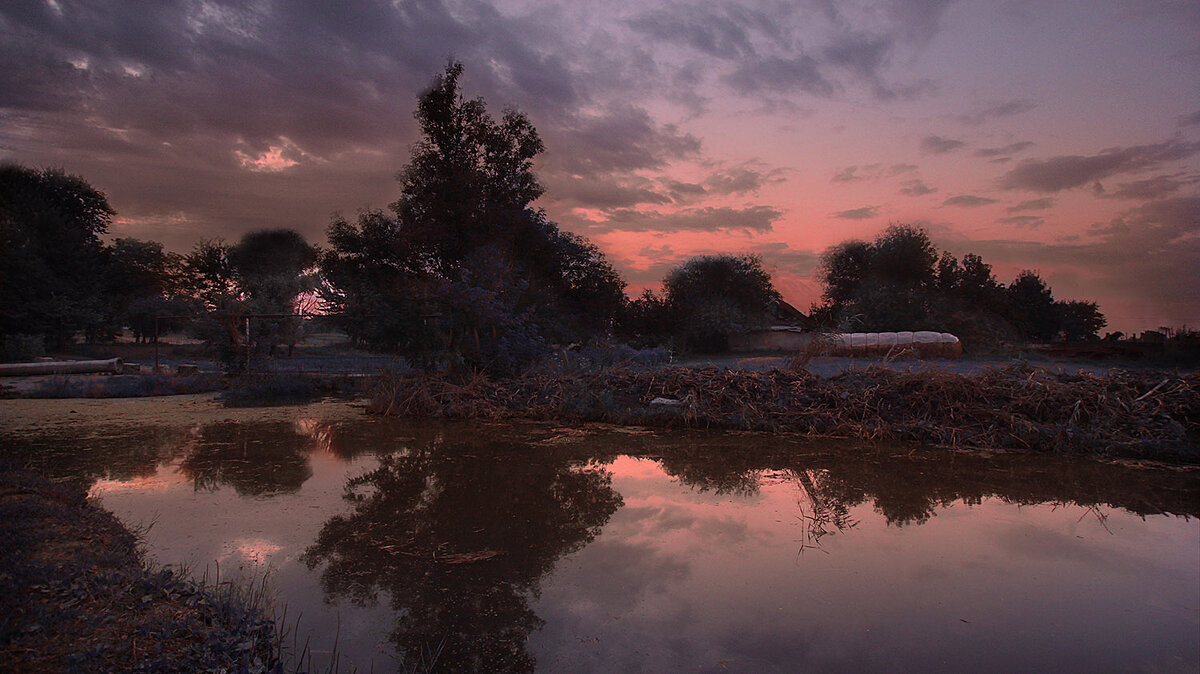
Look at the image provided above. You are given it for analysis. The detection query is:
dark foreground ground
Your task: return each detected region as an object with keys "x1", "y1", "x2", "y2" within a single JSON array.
[{"x1": 0, "y1": 463, "x2": 280, "y2": 673}]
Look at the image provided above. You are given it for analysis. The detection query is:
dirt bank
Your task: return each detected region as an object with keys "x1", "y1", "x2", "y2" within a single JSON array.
[
  {"x1": 0, "y1": 392, "x2": 369, "y2": 437},
  {"x1": 371, "y1": 364, "x2": 1199, "y2": 461},
  {"x1": 0, "y1": 464, "x2": 279, "y2": 672}
]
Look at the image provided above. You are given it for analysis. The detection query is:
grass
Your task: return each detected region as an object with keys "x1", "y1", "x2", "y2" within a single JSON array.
[
  {"x1": 220, "y1": 374, "x2": 323, "y2": 407},
  {"x1": 25, "y1": 373, "x2": 226, "y2": 398},
  {"x1": 0, "y1": 462, "x2": 280, "y2": 672}
]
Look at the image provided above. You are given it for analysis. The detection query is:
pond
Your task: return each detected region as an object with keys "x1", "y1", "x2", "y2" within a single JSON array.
[{"x1": 3, "y1": 408, "x2": 1198, "y2": 672}]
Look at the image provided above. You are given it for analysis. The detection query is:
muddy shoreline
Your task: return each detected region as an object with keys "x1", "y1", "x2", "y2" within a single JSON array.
[{"x1": 0, "y1": 463, "x2": 279, "y2": 672}]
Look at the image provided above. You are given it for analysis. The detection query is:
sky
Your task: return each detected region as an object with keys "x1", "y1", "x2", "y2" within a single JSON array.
[{"x1": 2, "y1": 0, "x2": 1198, "y2": 335}]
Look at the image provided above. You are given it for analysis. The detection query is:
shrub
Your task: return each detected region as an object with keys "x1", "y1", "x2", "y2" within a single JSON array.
[
  {"x1": 220, "y1": 374, "x2": 319, "y2": 407},
  {"x1": 28, "y1": 374, "x2": 224, "y2": 398},
  {"x1": 2, "y1": 334, "x2": 45, "y2": 363}
]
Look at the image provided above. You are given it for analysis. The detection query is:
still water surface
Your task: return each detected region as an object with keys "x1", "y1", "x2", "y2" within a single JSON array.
[{"x1": 6, "y1": 412, "x2": 1198, "y2": 672}]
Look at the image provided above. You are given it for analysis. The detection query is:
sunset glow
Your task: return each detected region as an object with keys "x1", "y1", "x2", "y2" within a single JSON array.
[{"x1": 1, "y1": 1, "x2": 1196, "y2": 333}]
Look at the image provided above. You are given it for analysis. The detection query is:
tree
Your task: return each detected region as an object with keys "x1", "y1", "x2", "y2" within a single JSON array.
[
  {"x1": 0, "y1": 164, "x2": 113, "y2": 349},
  {"x1": 179, "y1": 238, "x2": 238, "y2": 310},
  {"x1": 662, "y1": 254, "x2": 781, "y2": 352},
  {"x1": 322, "y1": 63, "x2": 626, "y2": 372},
  {"x1": 390, "y1": 62, "x2": 547, "y2": 277},
  {"x1": 1056, "y1": 300, "x2": 1106, "y2": 341},
  {"x1": 1005, "y1": 271, "x2": 1059, "y2": 342},
  {"x1": 229, "y1": 228, "x2": 318, "y2": 356},
  {"x1": 103, "y1": 238, "x2": 185, "y2": 342},
  {"x1": 817, "y1": 225, "x2": 938, "y2": 331}
]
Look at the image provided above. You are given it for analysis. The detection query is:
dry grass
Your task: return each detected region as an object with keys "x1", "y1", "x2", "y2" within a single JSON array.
[{"x1": 369, "y1": 364, "x2": 1198, "y2": 460}]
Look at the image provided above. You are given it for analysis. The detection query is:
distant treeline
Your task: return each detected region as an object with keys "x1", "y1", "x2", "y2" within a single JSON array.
[{"x1": 0, "y1": 63, "x2": 1107, "y2": 372}]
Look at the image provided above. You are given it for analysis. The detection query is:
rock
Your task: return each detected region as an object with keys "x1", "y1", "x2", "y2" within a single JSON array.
[{"x1": 650, "y1": 397, "x2": 681, "y2": 407}]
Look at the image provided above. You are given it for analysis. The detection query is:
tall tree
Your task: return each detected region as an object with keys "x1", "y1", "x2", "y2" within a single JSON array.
[
  {"x1": 104, "y1": 238, "x2": 185, "y2": 342},
  {"x1": 662, "y1": 254, "x2": 781, "y2": 352},
  {"x1": 817, "y1": 225, "x2": 938, "y2": 331},
  {"x1": 1056, "y1": 300, "x2": 1107, "y2": 341},
  {"x1": 0, "y1": 164, "x2": 113, "y2": 348},
  {"x1": 1005, "y1": 271, "x2": 1059, "y2": 342},
  {"x1": 323, "y1": 63, "x2": 625, "y2": 372}
]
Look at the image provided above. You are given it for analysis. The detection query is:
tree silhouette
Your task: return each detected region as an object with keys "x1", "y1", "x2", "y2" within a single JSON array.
[
  {"x1": 303, "y1": 437, "x2": 622, "y2": 672},
  {"x1": 322, "y1": 63, "x2": 624, "y2": 371},
  {"x1": 662, "y1": 254, "x2": 781, "y2": 352},
  {"x1": 0, "y1": 164, "x2": 113, "y2": 349}
]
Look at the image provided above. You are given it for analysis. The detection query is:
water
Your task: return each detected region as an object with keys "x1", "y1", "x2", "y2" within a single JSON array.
[{"x1": 3, "y1": 411, "x2": 1197, "y2": 672}]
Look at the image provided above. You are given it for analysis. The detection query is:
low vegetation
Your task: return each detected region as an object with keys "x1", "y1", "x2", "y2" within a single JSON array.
[
  {"x1": 24, "y1": 373, "x2": 224, "y2": 398},
  {"x1": 220, "y1": 374, "x2": 323, "y2": 407},
  {"x1": 370, "y1": 364, "x2": 1198, "y2": 461},
  {"x1": 0, "y1": 463, "x2": 279, "y2": 672}
]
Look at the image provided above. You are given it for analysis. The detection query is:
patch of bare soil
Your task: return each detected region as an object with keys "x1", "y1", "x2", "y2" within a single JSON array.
[
  {"x1": 0, "y1": 464, "x2": 278, "y2": 672},
  {"x1": 0, "y1": 393, "x2": 370, "y2": 438}
]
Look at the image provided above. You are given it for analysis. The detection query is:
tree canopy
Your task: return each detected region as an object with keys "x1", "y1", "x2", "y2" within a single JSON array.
[
  {"x1": 0, "y1": 164, "x2": 113, "y2": 349},
  {"x1": 322, "y1": 62, "x2": 625, "y2": 372},
  {"x1": 815, "y1": 224, "x2": 1107, "y2": 344},
  {"x1": 638, "y1": 253, "x2": 777, "y2": 354}
]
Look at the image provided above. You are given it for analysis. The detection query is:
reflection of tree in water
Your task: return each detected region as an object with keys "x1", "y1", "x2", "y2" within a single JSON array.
[
  {"x1": 178, "y1": 421, "x2": 317, "y2": 496},
  {"x1": 303, "y1": 437, "x2": 622, "y2": 672},
  {"x1": 2, "y1": 425, "x2": 189, "y2": 491},
  {"x1": 653, "y1": 438, "x2": 1200, "y2": 540}
]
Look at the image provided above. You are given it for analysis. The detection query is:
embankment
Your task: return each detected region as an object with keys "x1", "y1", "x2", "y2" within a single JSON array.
[
  {"x1": 370, "y1": 364, "x2": 1198, "y2": 461},
  {"x1": 0, "y1": 463, "x2": 279, "y2": 672}
]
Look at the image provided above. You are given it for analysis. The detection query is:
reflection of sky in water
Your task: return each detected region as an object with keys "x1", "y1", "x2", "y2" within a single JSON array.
[
  {"x1": 532, "y1": 457, "x2": 1198, "y2": 674},
  {"x1": 40, "y1": 423, "x2": 1200, "y2": 672}
]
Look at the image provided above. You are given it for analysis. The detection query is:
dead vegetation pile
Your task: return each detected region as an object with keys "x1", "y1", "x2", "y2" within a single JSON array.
[{"x1": 370, "y1": 364, "x2": 1198, "y2": 460}]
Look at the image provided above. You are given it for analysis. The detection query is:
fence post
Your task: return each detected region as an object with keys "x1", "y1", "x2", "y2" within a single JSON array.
[{"x1": 245, "y1": 316, "x2": 251, "y2": 374}]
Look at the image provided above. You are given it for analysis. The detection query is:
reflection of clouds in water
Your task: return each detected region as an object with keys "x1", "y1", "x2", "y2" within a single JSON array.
[
  {"x1": 293, "y1": 417, "x2": 334, "y2": 454},
  {"x1": 231, "y1": 537, "x2": 283, "y2": 565},
  {"x1": 88, "y1": 470, "x2": 189, "y2": 496}
]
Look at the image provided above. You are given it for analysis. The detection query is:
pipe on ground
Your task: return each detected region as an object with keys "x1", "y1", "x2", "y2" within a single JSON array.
[{"x1": 0, "y1": 358, "x2": 124, "y2": 376}]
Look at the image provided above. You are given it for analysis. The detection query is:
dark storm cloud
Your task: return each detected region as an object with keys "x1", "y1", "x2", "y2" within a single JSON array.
[
  {"x1": 899, "y1": 179, "x2": 937, "y2": 196},
  {"x1": 2, "y1": 0, "x2": 718, "y2": 249},
  {"x1": 1180, "y1": 110, "x2": 1200, "y2": 127},
  {"x1": 550, "y1": 105, "x2": 702, "y2": 177},
  {"x1": 831, "y1": 166, "x2": 867, "y2": 183},
  {"x1": 974, "y1": 141, "x2": 1033, "y2": 159},
  {"x1": 831, "y1": 163, "x2": 916, "y2": 183},
  {"x1": 724, "y1": 55, "x2": 835, "y2": 96},
  {"x1": 996, "y1": 215, "x2": 1044, "y2": 228},
  {"x1": 969, "y1": 196, "x2": 1200, "y2": 317},
  {"x1": 749, "y1": 241, "x2": 821, "y2": 270},
  {"x1": 704, "y1": 166, "x2": 769, "y2": 195},
  {"x1": 589, "y1": 205, "x2": 782, "y2": 233},
  {"x1": 663, "y1": 179, "x2": 709, "y2": 202},
  {"x1": 1008, "y1": 197, "x2": 1055, "y2": 212},
  {"x1": 885, "y1": 0, "x2": 958, "y2": 44},
  {"x1": 832, "y1": 205, "x2": 879, "y2": 219},
  {"x1": 957, "y1": 100, "x2": 1035, "y2": 126},
  {"x1": 628, "y1": 3, "x2": 780, "y2": 59},
  {"x1": 943, "y1": 194, "x2": 998, "y2": 207},
  {"x1": 0, "y1": 0, "x2": 613, "y2": 249},
  {"x1": 920, "y1": 135, "x2": 966, "y2": 154},
  {"x1": 545, "y1": 175, "x2": 672, "y2": 210},
  {"x1": 629, "y1": 0, "x2": 955, "y2": 101},
  {"x1": 998, "y1": 139, "x2": 1200, "y2": 192},
  {"x1": 1101, "y1": 175, "x2": 1192, "y2": 200}
]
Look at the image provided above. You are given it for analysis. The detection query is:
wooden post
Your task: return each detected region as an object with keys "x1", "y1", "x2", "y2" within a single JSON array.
[
  {"x1": 245, "y1": 316, "x2": 251, "y2": 373},
  {"x1": 154, "y1": 315, "x2": 160, "y2": 374}
]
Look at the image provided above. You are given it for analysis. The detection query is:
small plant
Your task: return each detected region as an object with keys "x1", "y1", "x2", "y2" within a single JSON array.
[
  {"x1": 220, "y1": 374, "x2": 320, "y2": 407},
  {"x1": 28, "y1": 374, "x2": 225, "y2": 398},
  {"x1": 2, "y1": 334, "x2": 45, "y2": 363}
]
